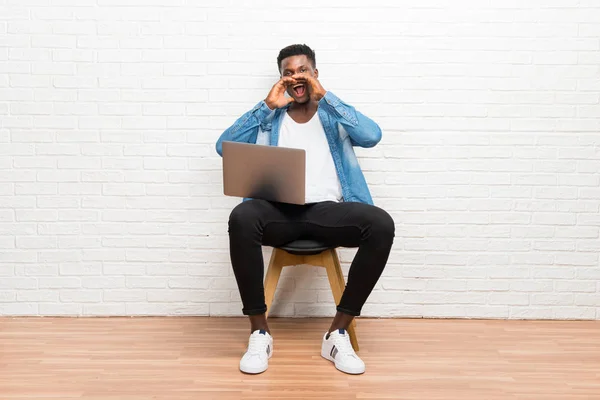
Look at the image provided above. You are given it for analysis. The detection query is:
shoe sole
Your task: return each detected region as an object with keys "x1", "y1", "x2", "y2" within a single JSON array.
[
  {"x1": 320, "y1": 348, "x2": 365, "y2": 375},
  {"x1": 240, "y1": 365, "x2": 268, "y2": 374}
]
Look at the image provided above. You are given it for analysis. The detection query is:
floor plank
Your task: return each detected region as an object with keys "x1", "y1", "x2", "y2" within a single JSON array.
[{"x1": 0, "y1": 317, "x2": 599, "y2": 399}]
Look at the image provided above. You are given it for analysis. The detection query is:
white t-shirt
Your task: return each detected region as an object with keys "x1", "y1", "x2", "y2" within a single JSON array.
[{"x1": 278, "y1": 112, "x2": 343, "y2": 204}]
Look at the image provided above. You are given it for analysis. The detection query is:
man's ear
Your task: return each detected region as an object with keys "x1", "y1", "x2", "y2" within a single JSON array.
[{"x1": 314, "y1": 68, "x2": 319, "y2": 79}]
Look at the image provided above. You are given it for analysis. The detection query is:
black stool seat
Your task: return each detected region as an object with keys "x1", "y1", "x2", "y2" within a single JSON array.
[{"x1": 278, "y1": 239, "x2": 331, "y2": 256}]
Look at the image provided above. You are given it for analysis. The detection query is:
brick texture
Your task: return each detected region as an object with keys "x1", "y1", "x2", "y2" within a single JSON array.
[{"x1": 0, "y1": 0, "x2": 599, "y2": 319}]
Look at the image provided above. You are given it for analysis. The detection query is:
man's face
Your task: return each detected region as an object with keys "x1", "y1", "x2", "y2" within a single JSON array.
[{"x1": 279, "y1": 54, "x2": 318, "y2": 104}]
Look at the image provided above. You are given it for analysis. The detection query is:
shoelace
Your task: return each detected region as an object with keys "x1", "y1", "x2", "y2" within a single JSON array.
[
  {"x1": 331, "y1": 333, "x2": 357, "y2": 358},
  {"x1": 247, "y1": 334, "x2": 270, "y2": 354}
]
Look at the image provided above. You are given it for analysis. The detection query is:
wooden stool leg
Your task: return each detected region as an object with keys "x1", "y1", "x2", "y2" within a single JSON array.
[
  {"x1": 325, "y1": 249, "x2": 359, "y2": 352},
  {"x1": 264, "y1": 249, "x2": 284, "y2": 318}
]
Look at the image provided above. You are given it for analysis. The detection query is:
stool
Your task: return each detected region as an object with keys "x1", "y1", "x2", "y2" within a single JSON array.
[{"x1": 263, "y1": 239, "x2": 359, "y2": 351}]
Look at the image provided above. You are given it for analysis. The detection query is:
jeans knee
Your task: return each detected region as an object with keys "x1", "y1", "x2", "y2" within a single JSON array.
[
  {"x1": 228, "y1": 200, "x2": 265, "y2": 235},
  {"x1": 371, "y1": 208, "x2": 395, "y2": 242}
]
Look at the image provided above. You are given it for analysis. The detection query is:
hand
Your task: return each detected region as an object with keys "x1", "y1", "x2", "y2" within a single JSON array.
[
  {"x1": 265, "y1": 77, "x2": 296, "y2": 110},
  {"x1": 292, "y1": 73, "x2": 327, "y2": 102}
]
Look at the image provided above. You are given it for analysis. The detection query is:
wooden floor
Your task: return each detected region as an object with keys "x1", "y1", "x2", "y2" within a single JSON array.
[{"x1": 0, "y1": 318, "x2": 599, "y2": 399}]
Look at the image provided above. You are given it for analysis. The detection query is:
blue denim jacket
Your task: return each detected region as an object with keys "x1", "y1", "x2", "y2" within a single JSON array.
[{"x1": 215, "y1": 91, "x2": 381, "y2": 205}]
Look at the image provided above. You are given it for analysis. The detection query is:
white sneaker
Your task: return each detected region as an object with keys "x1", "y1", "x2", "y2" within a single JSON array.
[
  {"x1": 240, "y1": 330, "x2": 273, "y2": 374},
  {"x1": 321, "y1": 328, "x2": 365, "y2": 374}
]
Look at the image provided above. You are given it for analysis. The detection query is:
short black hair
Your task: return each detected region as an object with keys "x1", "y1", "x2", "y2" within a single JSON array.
[{"x1": 277, "y1": 44, "x2": 316, "y2": 72}]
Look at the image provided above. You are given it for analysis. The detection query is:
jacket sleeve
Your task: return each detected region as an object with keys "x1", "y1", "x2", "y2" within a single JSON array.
[
  {"x1": 215, "y1": 100, "x2": 275, "y2": 156},
  {"x1": 317, "y1": 91, "x2": 382, "y2": 148}
]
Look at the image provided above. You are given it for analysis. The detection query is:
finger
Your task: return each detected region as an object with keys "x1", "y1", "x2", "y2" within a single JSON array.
[
  {"x1": 276, "y1": 80, "x2": 293, "y2": 96},
  {"x1": 286, "y1": 97, "x2": 295, "y2": 104},
  {"x1": 281, "y1": 77, "x2": 296, "y2": 86},
  {"x1": 291, "y1": 73, "x2": 307, "y2": 82},
  {"x1": 295, "y1": 75, "x2": 314, "y2": 89},
  {"x1": 303, "y1": 75, "x2": 316, "y2": 85},
  {"x1": 275, "y1": 78, "x2": 286, "y2": 90}
]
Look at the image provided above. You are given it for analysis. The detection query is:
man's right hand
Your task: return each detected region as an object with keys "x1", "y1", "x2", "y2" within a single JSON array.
[{"x1": 265, "y1": 77, "x2": 296, "y2": 110}]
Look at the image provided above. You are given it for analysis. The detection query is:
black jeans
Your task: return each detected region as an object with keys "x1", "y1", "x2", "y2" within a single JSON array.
[{"x1": 228, "y1": 199, "x2": 395, "y2": 317}]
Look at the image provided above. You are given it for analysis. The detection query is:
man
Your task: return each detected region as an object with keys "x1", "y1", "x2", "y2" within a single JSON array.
[{"x1": 216, "y1": 44, "x2": 394, "y2": 375}]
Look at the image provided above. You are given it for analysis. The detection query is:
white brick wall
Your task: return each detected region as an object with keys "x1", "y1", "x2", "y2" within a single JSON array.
[{"x1": 1, "y1": 0, "x2": 599, "y2": 319}]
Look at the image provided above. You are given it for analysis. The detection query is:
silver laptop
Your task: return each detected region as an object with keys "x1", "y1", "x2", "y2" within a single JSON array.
[{"x1": 222, "y1": 141, "x2": 306, "y2": 205}]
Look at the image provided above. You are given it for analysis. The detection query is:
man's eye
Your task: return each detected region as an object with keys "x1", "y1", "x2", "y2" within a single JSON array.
[{"x1": 300, "y1": 69, "x2": 306, "y2": 72}]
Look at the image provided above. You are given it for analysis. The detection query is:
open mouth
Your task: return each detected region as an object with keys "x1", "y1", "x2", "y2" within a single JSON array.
[{"x1": 293, "y1": 84, "x2": 306, "y2": 97}]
